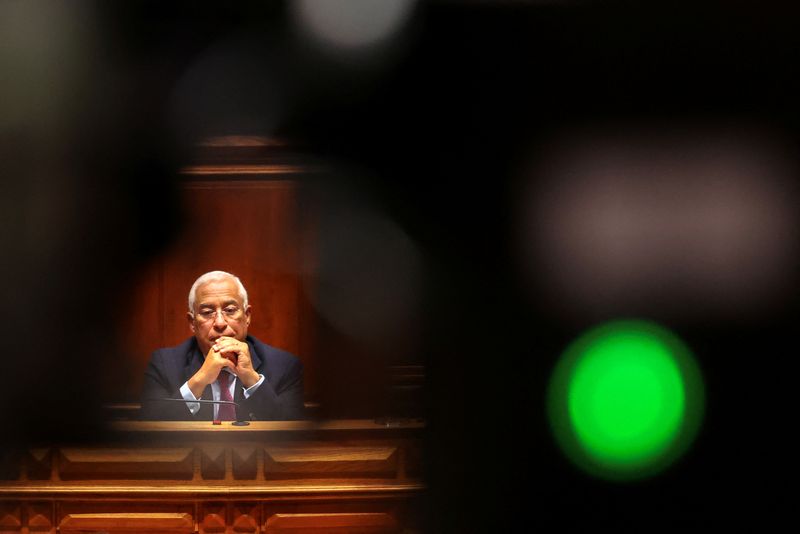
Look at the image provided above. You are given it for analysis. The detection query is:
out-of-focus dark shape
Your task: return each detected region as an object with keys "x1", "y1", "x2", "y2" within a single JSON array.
[
  {"x1": 301, "y1": 172, "x2": 426, "y2": 418},
  {"x1": 0, "y1": 0, "x2": 178, "y2": 447},
  {"x1": 518, "y1": 124, "x2": 800, "y2": 321},
  {"x1": 310, "y1": 189, "x2": 423, "y2": 349},
  {"x1": 169, "y1": 34, "x2": 286, "y2": 146}
]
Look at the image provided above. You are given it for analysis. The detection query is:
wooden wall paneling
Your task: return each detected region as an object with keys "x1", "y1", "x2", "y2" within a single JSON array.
[
  {"x1": 59, "y1": 513, "x2": 194, "y2": 534},
  {"x1": 0, "y1": 502, "x2": 55, "y2": 534},
  {"x1": 58, "y1": 503, "x2": 195, "y2": 534},
  {"x1": 199, "y1": 502, "x2": 259, "y2": 534},
  {"x1": 58, "y1": 448, "x2": 194, "y2": 481},
  {"x1": 0, "y1": 501, "x2": 21, "y2": 533},
  {"x1": 26, "y1": 502, "x2": 54, "y2": 534},
  {"x1": 262, "y1": 501, "x2": 403, "y2": 534},
  {"x1": 25, "y1": 450, "x2": 52, "y2": 482},
  {"x1": 231, "y1": 503, "x2": 259, "y2": 534},
  {"x1": 405, "y1": 441, "x2": 422, "y2": 480},
  {"x1": 200, "y1": 446, "x2": 226, "y2": 480},
  {"x1": 116, "y1": 258, "x2": 164, "y2": 402},
  {"x1": 0, "y1": 450, "x2": 20, "y2": 482},
  {"x1": 231, "y1": 445, "x2": 258, "y2": 480},
  {"x1": 0, "y1": 422, "x2": 424, "y2": 532},
  {"x1": 6, "y1": 423, "x2": 422, "y2": 484},
  {"x1": 199, "y1": 502, "x2": 226, "y2": 534},
  {"x1": 0, "y1": 501, "x2": 415, "y2": 534},
  {"x1": 264, "y1": 512, "x2": 399, "y2": 533},
  {"x1": 263, "y1": 444, "x2": 399, "y2": 480}
]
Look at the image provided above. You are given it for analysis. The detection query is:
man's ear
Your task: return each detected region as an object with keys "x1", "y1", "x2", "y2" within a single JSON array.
[
  {"x1": 187, "y1": 312, "x2": 196, "y2": 334},
  {"x1": 244, "y1": 304, "x2": 252, "y2": 327}
]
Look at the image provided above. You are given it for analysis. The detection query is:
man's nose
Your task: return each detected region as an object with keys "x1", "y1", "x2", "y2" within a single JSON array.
[{"x1": 213, "y1": 310, "x2": 228, "y2": 329}]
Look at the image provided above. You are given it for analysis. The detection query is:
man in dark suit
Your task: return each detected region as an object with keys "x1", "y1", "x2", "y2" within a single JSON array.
[{"x1": 140, "y1": 271, "x2": 304, "y2": 421}]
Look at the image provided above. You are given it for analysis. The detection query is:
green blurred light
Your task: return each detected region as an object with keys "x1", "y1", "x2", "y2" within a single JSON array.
[{"x1": 548, "y1": 320, "x2": 704, "y2": 481}]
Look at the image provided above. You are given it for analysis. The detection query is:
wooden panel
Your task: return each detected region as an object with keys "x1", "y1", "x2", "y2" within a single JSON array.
[
  {"x1": 404, "y1": 441, "x2": 423, "y2": 479},
  {"x1": 59, "y1": 448, "x2": 194, "y2": 480},
  {"x1": 0, "y1": 421, "x2": 423, "y2": 532},
  {"x1": 265, "y1": 513, "x2": 398, "y2": 533},
  {"x1": 59, "y1": 503, "x2": 195, "y2": 533},
  {"x1": 0, "y1": 421, "x2": 423, "y2": 484},
  {"x1": 59, "y1": 513, "x2": 194, "y2": 533},
  {"x1": 262, "y1": 501, "x2": 403, "y2": 534},
  {"x1": 0, "y1": 502, "x2": 21, "y2": 532},
  {"x1": 232, "y1": 445, "x2": 258, "y2": 480},
  {"x1": 200, "y1": 446, "x2": 226, "y2": 480},
  {"x1": 264, "y1": 445, "x2": 398, "y2": 479},
  {"x1": 26, "y1": 449, "x2": 52, "y2": 481},
  {"x1": 232, "y1": 503, "x2": 259, "y2": 534},
  {"x1": 198, "y1": 502, "x2": 259, "y2": 534},
  {"x1": 116, "y1": 259, "x2": 163, "y2": 401},
  {"x1": 200, "y1": 503, "x2": 226, "y2": 534},
  {"x1": 0, "y1": 502, "x2": 53, "y2": 534},
  {"x1": 0, "y1": 450, "x2": 20, "y2": 482},
  {"x1": 26, "y1": 503, "x2": 54, "y2": 533}
]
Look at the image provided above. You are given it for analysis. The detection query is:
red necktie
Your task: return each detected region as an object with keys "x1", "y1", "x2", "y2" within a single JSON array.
[{"x1": 216, "y1": 372, "x2": 237, "y2": 421}]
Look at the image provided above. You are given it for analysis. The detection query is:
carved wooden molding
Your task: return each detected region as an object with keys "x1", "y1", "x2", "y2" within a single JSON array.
[
  {"x1": 0, "y1": 421, "x2": 424, "y2": 531},
  {"x1": 181, "y1": 164, "x2": 308, "y2": 176},
  {"x1": 265, "y1": 512, "x2": 398, "y2": 531},
  {"x1": 264, "y1": 446, "x2": 398, "y2": 479},
  {"x1": 0, "y1": 502, "x2": 21, "y2": 529},
  {"x1": 59, "y1": 512, "x2": 194, "y2": 532},
  {"x1": 265, "y1": 446, "x2": 396, "y2": 463},
  {"x1": 59, "y1": 448, "x2": 194, "y2": 481},
  {"x1": 0, "y1": 481, "x2": 424, "y2": 496},
  {"x1": 0, "y1": 503, "x2": 417, "y2": 533}
]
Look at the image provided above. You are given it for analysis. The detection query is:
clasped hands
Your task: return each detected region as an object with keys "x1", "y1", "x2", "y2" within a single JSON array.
[{"x1": 187, "y1": 337, "x2": 260, "y2": 398}]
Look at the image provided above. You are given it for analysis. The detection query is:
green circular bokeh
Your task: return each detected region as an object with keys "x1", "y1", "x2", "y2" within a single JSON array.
[{"x1": 547, "y1": 320, "x2": 704, "y2": 481}]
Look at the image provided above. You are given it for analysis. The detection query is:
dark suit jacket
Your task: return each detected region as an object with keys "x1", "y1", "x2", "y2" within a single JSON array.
[{"x1": 140, "y1": 335, "x2": 305, "y2": 421}]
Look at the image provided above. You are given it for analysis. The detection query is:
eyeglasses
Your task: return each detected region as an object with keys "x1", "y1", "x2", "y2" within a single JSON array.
[{"x1": 193, "y1": 305, "x2": 243, "y2": 323}]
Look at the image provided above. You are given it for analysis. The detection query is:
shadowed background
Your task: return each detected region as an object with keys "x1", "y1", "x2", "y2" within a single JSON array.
[{"x1": 2, "y1": 0, "x2": 798, "y2": 530}]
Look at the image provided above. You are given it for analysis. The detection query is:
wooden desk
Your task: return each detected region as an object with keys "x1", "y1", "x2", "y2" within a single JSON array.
[{"x1": 0, "y1": 420, "x2": 425, "y2": 533}]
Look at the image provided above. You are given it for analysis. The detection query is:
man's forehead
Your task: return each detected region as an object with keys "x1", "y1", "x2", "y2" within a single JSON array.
[{"x1": 195, "y1": 279, "x2": 242, "y2": 303}]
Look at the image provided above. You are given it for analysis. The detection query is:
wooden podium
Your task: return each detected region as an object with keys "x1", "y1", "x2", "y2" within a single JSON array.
[{"x1": 0, "y1": 420, "x2": 424, "y2": 533}]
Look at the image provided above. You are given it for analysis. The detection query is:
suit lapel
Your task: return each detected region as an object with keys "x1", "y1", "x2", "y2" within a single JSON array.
[{"x1": 247, "y1": 338, "x2": 263, "y2": 381}]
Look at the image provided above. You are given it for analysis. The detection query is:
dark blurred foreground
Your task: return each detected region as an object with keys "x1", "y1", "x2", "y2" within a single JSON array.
[{"x1": 2, "y1": 1, "x2": 798, "y2": 530}]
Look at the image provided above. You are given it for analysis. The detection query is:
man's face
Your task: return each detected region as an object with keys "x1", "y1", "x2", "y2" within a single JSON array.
[{"x1": 187, "y1": 277, "x2": 251, "y2": 356}]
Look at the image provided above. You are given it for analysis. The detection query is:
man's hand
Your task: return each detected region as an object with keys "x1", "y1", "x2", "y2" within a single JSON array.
[
  {"x1": 212, "y1": 336, "x2": 261, "y2": 389},
  {"x1": 187, "y1": 346, "x2": 237, "y2": 399}
]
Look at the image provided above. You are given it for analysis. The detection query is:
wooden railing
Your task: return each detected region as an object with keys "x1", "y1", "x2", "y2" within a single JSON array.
[{"x1": 0, "y1": 420, "x2": 425, "y2": 533}]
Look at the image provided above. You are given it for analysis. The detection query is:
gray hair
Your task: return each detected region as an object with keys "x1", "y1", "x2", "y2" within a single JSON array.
[{"x1": 188, "y1": 270, "x2": 249, "y2": 313}]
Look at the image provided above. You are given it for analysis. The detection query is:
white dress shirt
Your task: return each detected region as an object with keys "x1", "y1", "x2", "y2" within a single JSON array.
[{"x1": 179, "y1": 369, "x2": 265, "y2": 419}]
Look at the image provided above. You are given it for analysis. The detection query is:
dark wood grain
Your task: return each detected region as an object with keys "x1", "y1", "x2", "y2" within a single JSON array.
[{"x1": 0, "y1": 420, "x2": 424, "y2": 532}]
